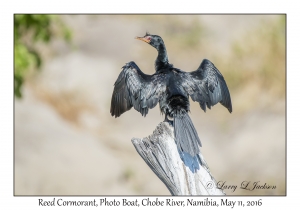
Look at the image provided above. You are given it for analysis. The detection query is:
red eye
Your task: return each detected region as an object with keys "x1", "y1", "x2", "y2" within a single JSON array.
[{"x1": 145, "y1": 36, "x2": 151, "y2": 41}]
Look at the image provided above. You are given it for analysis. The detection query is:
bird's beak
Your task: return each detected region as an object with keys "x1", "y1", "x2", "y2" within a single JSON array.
[{"x1": 135, "y1": 36, "x2": 151, "y2": 43}]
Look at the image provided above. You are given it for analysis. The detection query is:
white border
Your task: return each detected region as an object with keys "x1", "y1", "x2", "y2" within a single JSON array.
[{"x1": 1, "y1": 0, "x2": 297, "y2": 209}]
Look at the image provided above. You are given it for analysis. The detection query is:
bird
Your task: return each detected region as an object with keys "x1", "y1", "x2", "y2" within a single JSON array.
[{"x1": 110, "y1": 32, "x2": 232, "y2": 157}]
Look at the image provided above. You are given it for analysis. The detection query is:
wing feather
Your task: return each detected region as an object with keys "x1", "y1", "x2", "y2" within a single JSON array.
[
  {"x1": 110, "y1": 61, "x2": 166, "y2": 117},
  {"x1": 181, "y1": 59, "x2": 232, "y2": 113}
]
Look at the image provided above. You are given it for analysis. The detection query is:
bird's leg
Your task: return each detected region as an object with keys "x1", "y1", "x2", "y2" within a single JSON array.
[{"x1": 163, "y1": 114, "x2": 168, "y2": 122}]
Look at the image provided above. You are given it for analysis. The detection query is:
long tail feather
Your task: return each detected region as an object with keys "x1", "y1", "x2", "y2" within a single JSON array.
[{"x1": 174, "y1": 114, "x2": 201, "y2": 157}]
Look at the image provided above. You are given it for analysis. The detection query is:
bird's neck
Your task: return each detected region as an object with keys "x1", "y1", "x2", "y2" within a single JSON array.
[{"x1": 155, "y1": 44, "x2": 169, "y2": 71}]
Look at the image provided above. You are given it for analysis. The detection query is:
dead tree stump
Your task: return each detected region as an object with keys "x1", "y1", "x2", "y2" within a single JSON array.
[{"x1": 131, "y1": 122, "x2": 224, "y2": 196}]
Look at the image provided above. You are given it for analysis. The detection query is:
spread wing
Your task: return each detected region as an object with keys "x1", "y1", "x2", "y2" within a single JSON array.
[
  {"x1": 110, "y1": 61, "x2": 167, "y2": 117},
  {"x1": 181, "y1": 59, "x2": 232, "y2": 113}
]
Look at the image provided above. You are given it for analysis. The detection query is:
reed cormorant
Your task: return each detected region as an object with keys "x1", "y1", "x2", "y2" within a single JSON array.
[{"x1": 110, "y1": 32, "x2": 232, "y2": 157}]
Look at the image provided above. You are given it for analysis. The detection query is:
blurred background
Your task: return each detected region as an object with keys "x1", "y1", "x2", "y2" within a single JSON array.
[{"x1": 14, "y1": 14, "x2": 285, "y2": 195}]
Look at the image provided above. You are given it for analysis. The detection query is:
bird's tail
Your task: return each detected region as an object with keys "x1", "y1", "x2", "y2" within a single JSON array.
[
  {"x1": 167, "y1": 95, "x2": 202, "y2": 157},
  {"x1": 174, "y1": 114, "x2": 202, "y2": 157}
]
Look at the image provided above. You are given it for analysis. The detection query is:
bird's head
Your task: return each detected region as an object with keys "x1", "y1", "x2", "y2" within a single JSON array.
[{"x1": 135, "y1": 32, "x2": 164, "y2": 50}]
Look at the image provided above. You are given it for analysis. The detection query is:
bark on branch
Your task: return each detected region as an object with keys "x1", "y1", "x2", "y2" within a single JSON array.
[{"x1": 131, "y1": 122, "x2": 225, "y2": 196}]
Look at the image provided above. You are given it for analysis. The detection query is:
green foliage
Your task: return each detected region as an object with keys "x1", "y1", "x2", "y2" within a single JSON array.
[{"x1": 14, "y1": 14, "x2": 71, "y2": 98}]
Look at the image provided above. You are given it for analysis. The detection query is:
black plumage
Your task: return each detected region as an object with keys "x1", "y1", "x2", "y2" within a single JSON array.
[{"x1": 110, "y1": 33, "x2": 232, "y2": 157}]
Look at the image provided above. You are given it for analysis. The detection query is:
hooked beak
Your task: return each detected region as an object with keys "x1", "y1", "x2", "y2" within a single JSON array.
[{"x1": 135, "y1": 36, "x2": 151, "y2": 43}]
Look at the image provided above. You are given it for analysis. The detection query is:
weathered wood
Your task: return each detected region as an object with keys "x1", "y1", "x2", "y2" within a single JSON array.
[{"x1": 131, "y1": 122, "x2": 225, "y2": 195}]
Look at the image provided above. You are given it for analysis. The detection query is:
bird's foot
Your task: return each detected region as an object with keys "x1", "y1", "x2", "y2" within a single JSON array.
[{"x1": 164, "y1": 115, "x2": 174, "y2": 126}]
